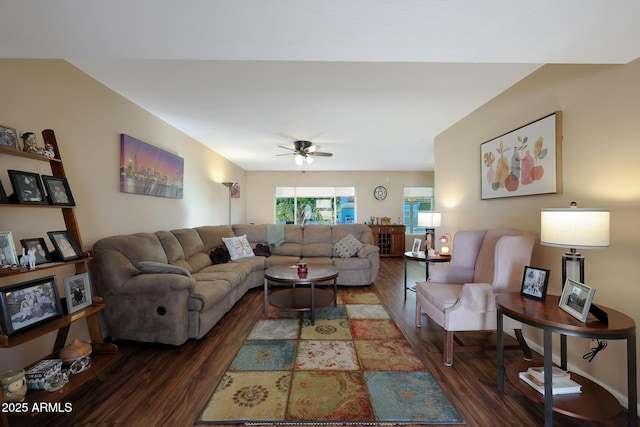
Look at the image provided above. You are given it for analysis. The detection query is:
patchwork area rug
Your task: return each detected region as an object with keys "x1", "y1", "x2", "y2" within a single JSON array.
[{"x1": 198, "y1": 293, "x2": 464, "y2": 425}]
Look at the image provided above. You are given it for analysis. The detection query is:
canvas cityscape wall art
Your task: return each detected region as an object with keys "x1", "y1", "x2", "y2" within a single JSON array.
[{"x1": 120, "y1": 134, "x2": 184, "y2": 199}]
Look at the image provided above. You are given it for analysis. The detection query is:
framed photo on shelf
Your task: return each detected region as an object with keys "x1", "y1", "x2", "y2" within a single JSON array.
[
  {"x1": 0, "y1": 275, "x2": 64, "y2": 337},
  {"x1": 559, "y1": 278, "x2": 596, "y2": 322},
  {"x1": 47, "y1": 230, "x2": 82, "y2": 261},
  {"x1": 0, "y1": 180, "x2": 8, "y2": 204},
  {"x1": 0, "y1": 125, "x2": 18, "y2": 149},
  {"x1": 0, "y1": 231, "x2": 18, "y2": 268},
  {"x1": 411, "y1": 238, "x2": 422, "y2": 253},
  {"x1": 520, "y1": 266, "x2": 550, "y2": 300},
  {"x1": 19, "y1": 238, "x2": 52, "y2": 265},
  {"x1": 7, "y1": 170, "x2": 48, "y2": 205},
  {"x1": 63, "y1": 272, "x2": 92, "y2": 314},
  {"x1": 41, "y1": 175, "x2": 76, "y2": 206}
]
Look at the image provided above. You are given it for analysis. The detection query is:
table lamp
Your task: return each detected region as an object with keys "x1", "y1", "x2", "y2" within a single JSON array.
[
  {"x1": 438, "y1": 233, "x2": 451, "y2": 256},
  {"x1": 540, "y1": 201, "x2": 610, "y2": 321},
  {"x1": 418, "y1": 212, "x2": 441, "y2": 254}
]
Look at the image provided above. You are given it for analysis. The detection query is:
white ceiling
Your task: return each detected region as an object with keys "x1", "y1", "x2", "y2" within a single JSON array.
[{"x1": 2, "y1": 1, "x2": 639, "y2": 171}]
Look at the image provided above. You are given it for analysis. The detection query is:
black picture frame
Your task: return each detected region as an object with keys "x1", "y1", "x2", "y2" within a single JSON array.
[
  {"x1": 47, "y1": 230, "x2": 82, "y2": 261},
  {"x1": 0, "y1": 275, "x2": 64, "y2": 337},
  {"x1": 520, "y1": 266, "x2": 550, "y2": 300},
  {"x1": 7, "y1": 170, "x2": 48, "y2": 205},
  {"x1": 0, "y1": 180, "x2": 8, "y2": 204},
  {"x1": 19, "y1": 238, "x2": 52, "y2": 265},
  {"x1": 41, "y1": 175, "x2": 76, "y2": 206},
  {"x1": 0, "y1": 125, "x2": 18, "y2": 149}
]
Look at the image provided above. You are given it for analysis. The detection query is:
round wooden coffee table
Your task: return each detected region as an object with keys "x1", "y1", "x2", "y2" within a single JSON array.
[{"x1": 263, "y1": 264, "x2": 338, "y2": 325}]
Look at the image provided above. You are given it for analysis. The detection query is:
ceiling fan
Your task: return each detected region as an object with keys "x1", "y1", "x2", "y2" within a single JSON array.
[{"x1": 277, "y1": 140, "x2": 333, "y2": 165}]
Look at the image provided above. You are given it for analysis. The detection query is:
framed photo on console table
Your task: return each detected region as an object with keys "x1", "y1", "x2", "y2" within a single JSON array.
[
  {"x1": 0, "y1": 276, "x2": 64, "y2": 337},
  {"x1": 559, "y1": 279, "x2": 595, "y2": 322},
  {"x1": 63, "y1": 272, "x2": 92, "y2": 314},
  {"x1": 47, "y1": 230, "x2": 82, "y2": 261},
  {"x1": 520, "y1": 266, "x2": 550, "y2": 300}
]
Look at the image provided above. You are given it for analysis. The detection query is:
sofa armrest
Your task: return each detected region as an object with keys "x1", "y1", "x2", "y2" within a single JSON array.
[
  {"x1": 458, "y1": 282, "x2": 494, "y2": 312},
  {"x1": 136, "y1": 261, "x2": 191, "y2": 276},
  {"x1": 428, "y1": 265, "x2": 475, "y2": 284},
  {"x1": 357, "y1": 244, "x2": 379, "y2": 259}
]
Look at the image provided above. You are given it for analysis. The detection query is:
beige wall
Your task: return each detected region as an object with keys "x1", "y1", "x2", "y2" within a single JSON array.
[
  {"x1": 435, "y1": 60, "x2": 640, "y2": 409},
  {"x1": 246, "y1": 170, "x2": 433, "y2": 227},
  {"x1": 0, "y1": 59, "x2": 245, "y2": 369}
]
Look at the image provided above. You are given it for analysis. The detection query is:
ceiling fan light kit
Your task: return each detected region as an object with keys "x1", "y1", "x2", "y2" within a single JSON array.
[{"x1": 278, "y1": 140, "x2": 333, "y2": 166}]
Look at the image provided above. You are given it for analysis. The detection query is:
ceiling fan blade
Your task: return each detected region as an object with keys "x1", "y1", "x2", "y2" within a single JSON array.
[
  {"x1": 278, "y1": 145, "x2": 295, "y2": 151},
  {"x1": 310, "y1": 151, "x2": 332, "y2": 157},
  {"x1": 276, "y1": 153, "x2": 296, "y2": 156}
]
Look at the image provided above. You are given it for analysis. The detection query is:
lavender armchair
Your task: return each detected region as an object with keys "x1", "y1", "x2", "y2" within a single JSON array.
[{"x1": 415, "y1": 228, "x2": 535, "y2": 366}]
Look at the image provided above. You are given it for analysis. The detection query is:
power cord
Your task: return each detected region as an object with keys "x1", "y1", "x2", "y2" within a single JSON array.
[{"x1": 583, "y1": 339, "x2": 607, "y2": 362}]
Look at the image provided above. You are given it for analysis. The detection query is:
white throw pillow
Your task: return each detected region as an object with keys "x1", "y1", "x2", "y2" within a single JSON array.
[
  {"x1": 333, "y1": 233, "x2": 364, "y2": 258},
  {"x1": 222, "y1": 235, "x2": 255, "y2": 260}
]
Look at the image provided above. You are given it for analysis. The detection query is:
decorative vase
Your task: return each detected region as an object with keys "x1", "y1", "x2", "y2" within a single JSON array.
[
  {"x1": 297, "y1": 262, "x2": 308, "y2": 277},
  {"x1": 59, "y1": 338, "x2": 92, "y2": 363},
  {"x1": 0, "y1": 369, "x2": 27, "y2": 402}
]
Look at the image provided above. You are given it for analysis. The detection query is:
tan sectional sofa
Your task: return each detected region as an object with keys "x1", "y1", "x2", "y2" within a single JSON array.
[{"x1": 91, "y1": 223, "x2": 379, "y2": 345}]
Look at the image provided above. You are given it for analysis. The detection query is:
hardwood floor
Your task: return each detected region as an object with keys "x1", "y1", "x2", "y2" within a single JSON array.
[{"x1": 9, "y1": 258, "x2": 634, "y2": 427}]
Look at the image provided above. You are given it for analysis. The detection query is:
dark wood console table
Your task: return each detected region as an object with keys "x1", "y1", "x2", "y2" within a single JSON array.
[{"x1": 496, "y1": 294, "x2": 636, "y2": 427}]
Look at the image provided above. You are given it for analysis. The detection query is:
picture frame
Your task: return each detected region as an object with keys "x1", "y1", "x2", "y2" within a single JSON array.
[
  {"x1": 0, "y1": 275, "x2": 64, "y2": 337},
  {"x1": 63, "y1": 272, "x2": 92, "y2": 314},
  {"x1": 520, "y1": 266, "x2": 550, "y2": 300},
  {"x1": 559, "y1": 278, "x2": 596, "y2": 322},
  {"x1": 47, "y1": 230, "x2": 82, "y2": 261},
  {"x1": 7, "y1": 170, "x2": 48, "y2": 205},
  {"x1": 19, "y1": 238, "x2": 52, "y2": 265},
  {"x1": 0, "y1": 125, "x2": 18, "y2": 149},
  {"x1": 41, "y1": 175, "x2": 76, "y2": 206},
  {"x1": 411, "y1": 238, "x2": 422, "y2": 253},
  {"x1": 0, "y1": 231, "x2": 19, "y2": 267},
  {"x1": 120, "y1": 134, "x2": 184, "y2": 199},
  {"x1": 480, "y1": 111, "x2": 563, "y2": 199},
  {"x1": 0, "y1": 180, "x2": 8, "y2": 204}
]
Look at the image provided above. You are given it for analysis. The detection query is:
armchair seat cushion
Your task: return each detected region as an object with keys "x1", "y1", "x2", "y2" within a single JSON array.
[{"x1": 416, "y1": 282, "x2": 462, "y2": 311}]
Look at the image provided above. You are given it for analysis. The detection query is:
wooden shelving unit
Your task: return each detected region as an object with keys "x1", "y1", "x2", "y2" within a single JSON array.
[
  {"x1": 368, "y1": 224, "x2": 405, "y2": 257},
  {"x1": 0, "y1": 130, "x2": 118, "y2": 426}
]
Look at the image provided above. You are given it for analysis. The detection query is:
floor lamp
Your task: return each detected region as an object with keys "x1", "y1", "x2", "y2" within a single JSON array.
[
  {"x1": 418, "y1": 212, "x2": 441, "y2": 255},
  {"x1": 221, "y1": 182, "x2": 237, "y2": 224},
  {"x1": 540, "y1": 201, "x2": 610, "y2": 321}
]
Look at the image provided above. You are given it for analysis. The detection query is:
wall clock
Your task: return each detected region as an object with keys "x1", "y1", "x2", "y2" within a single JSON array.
[{"x1": 374, "y1": 185, "x2": 387, "y2": 200}]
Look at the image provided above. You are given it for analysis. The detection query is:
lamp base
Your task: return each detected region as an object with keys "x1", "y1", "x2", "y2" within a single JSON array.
[{"x1": 589, "y1": 303, "x2": 608, "y2": 323}]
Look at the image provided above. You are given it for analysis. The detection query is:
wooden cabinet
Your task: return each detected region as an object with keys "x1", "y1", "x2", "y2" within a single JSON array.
[
  {"x1": 368, "y1": 224, "x2": 406, "y2": 257},
  {"x1": 0, "y1": 130, "x2": 117, "y2": 425}
]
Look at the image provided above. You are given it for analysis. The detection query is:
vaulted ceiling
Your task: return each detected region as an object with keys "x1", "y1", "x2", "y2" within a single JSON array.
[{"x1": 2, "y1": 1, "x2": 639, "y2": 171}]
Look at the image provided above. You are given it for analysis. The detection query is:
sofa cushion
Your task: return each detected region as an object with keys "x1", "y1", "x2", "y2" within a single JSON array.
[
  {"x1": 333, "y1": 233, "x2": 364, "y2": 258},
  {"x1": 222, "y1": 235, "x2": 255, "y2": 260},
  {"x1": 136, "y1": 261, "x2": 191, "y2": 276}
]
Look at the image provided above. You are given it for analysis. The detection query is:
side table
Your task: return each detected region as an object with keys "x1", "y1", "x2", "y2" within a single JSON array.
[
  {"x1": 403, "y1": 251, "x2": 450, "y2": 300},
  {"x1": 496, "y1": 294, "x2": 636, "y2": 427}
]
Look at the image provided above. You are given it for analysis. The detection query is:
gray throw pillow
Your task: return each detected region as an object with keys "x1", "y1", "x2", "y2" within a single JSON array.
[{"x1": 333, "y1": 233, "x2": 364, "y2": 258}]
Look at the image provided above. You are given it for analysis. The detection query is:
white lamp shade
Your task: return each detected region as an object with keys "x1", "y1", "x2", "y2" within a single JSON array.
[
  {"x1": 540, "y1": 208, "x2": 610, "y2": 249},
  {"x1": 418, "y1": 212, "x2": 441, "y2": 228}
]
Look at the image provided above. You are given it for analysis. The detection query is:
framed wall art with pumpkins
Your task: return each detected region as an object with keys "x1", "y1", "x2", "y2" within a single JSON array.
[{"x1": 480, "y1": 112, "x2": 562, "y2": 200}]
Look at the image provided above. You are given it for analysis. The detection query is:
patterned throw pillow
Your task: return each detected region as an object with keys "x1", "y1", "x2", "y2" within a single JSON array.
[
  {"x1": 333, "y1": 233, "x2": 364, "y2": 258},
  {"x1": 222, "y1": 235, "x2": 255, "y2": 260}
]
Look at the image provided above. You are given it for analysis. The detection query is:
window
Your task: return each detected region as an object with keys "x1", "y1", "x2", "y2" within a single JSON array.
[
  {"x1": 275, "y1": 187, "x2": 356, "y2": 224},
  {"x1": 404, "y1": 187, "x2": 434, "y2": 233}
]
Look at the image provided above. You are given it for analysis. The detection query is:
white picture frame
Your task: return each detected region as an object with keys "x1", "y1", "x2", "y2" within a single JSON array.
[
  {"x1": 0, "y1": 231, "x2": 18, "y2": 267},
  {"x1": 63, "y1": 272, "x2": 93, "y2": 314},
  {"x1": 411, "y1": 238, "x2": 421, "y2": 253}
]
